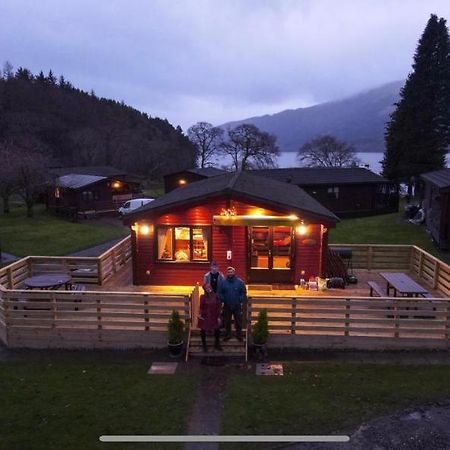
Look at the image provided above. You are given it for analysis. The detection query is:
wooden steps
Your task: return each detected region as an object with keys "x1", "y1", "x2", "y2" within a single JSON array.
[{"x1": 187, "y1": 329, "x2": 246, "y2": 359}]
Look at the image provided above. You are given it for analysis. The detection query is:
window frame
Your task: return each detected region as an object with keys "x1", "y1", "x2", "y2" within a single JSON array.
[
  {"x1": 327, "y1": 186, "x2": 339, "y2": 199},
  {"x1": 155, "y1": 225, "x2": 211, "y2": 263}
]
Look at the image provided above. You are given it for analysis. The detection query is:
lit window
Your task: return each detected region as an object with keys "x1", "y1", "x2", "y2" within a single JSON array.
[{"x1": 156, "y1": 226, "x2": 210, "y2": 262}]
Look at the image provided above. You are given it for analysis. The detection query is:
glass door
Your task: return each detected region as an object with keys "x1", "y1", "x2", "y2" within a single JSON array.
[{"x1": 249, "y1": 226, "x2": 294, "y2": 283}]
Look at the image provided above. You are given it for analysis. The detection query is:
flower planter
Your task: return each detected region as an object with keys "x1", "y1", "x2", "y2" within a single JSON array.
[{"x1": 168, "y1": 341, "x2": 184, "y2": 358}]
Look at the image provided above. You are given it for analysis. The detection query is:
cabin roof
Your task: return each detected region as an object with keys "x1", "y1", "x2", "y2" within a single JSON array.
[
  {"x1": 421, "y1": 169, "x2": 450, "y2": 189},
  {"x1": 128, "y1": 170, "x2": 339, "y2": 223},
  {"x1": 49, "y1": 166, "x2": 143, "y2": 184},
  {"x1": 56, "y1": 174, "x2": 107, "y2": 190},
  {"x1": 252, "y1": 167, "x2": 388, "y2": 185},
  {"x1": 165, "y1": 167, "x2": 227, "y2": 178}
]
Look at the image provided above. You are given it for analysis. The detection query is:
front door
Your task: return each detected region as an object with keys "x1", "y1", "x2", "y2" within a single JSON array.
[{"x1": 248, "y1": 226, "x2": 294, "y2": 283}]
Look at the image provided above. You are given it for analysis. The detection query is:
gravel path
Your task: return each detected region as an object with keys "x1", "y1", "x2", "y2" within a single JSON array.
[{"x1": 275, "y1": 401, "x2": 450, "y2": 450}]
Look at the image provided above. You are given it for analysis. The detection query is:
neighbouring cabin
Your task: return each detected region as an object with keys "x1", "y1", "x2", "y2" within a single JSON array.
[
  {"x1": 164, "y1": 167, "x2": 399, "y2": 218},
  {"x1": 125, "y1": 171, "x2": 339, "y2": 286},
  {"x1": 421, "y1": 169, "x2": 450, "y2": 250},
  {"x1": 47, "y1": 166, "x2": 143, "y2": 219},
  {"x1": 254, "y1": 167, "x2": 399, "y2": 218},
  {"x1": 164, "y1": 167, "x2": 226, "y2": 193}
]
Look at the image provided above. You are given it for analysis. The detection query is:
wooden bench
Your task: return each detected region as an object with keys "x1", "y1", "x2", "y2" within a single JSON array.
[{"x1": 368, "y1": 281, "x2": 384, "y2": 297}]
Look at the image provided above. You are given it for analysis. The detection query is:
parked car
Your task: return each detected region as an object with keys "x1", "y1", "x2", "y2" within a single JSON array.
[{"x1": 118, "y1": 198, "x2": 154, "y2": 215}]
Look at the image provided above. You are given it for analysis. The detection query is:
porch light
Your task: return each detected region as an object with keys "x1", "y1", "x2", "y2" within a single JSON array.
[
  {"x1": 178, "y1": 179, "x2": 187, "y2": 186},
  {"x1": 112, "y1": 181, "x2": 122, "y2": 189},
  {"x1": 140, "y1": 224, "x2": 151, "y2": 235},
  {"x1": 296, "y1": 223, "x2": 308, "y2": 235}
]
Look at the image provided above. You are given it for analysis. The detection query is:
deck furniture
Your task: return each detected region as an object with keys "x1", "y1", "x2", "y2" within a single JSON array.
[
  {"x1": 71, "y1": 283, "x2": 86, "y2": 292},
  {"x1": 24, "y1": 273, "x2": 72, "y2": 290},
  {"x1": 379, "y1": 272, "x2": 429, "y2": 297},
  {"x1": 368, "y1": 281, "x2": 384, "y2": 297}
]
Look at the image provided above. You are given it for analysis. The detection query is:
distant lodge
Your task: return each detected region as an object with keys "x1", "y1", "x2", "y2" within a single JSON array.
[
  {"x1": 125, "y1": 171, "x2": 339, "y2": 286},
  {"x1": 47, "y1": 166, "x2": 143, "y2": 219},
  {"x1": 421, "y1": 169, "x2": 450, "y2": 250},
  {"x1": 164, "y1": 167, "x2": 399, "y2": 218}
]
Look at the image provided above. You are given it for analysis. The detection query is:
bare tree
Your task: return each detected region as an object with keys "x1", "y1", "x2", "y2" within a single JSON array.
[
  {"x1": 221, "y1": 124, "x2": 279, "y2": 171},
  {"x1": 15, "y1": 151, "x2": 50, "y2": 217},
  {"x1": 0, "y1": 143, "x2": 20, "y2": 213},
  {"x1": 187, "y1": 122, "x2": 224, "y2": 168},
  {"x1": 297, "y1": 135, "x2": 360, "y2": 168}
]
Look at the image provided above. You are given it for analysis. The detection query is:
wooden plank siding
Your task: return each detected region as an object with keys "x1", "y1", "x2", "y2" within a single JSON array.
[{"x1": 132, "y1": 197, "x2": 325, "y2": 285}]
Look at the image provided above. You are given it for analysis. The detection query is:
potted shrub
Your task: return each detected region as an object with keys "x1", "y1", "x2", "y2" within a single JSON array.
[
  {"x1": 167, "y1": 310, "x2": 184, "y2": 358},
  {"x1": 252, "y1": 309, "x2": 269, "y2": 359}
]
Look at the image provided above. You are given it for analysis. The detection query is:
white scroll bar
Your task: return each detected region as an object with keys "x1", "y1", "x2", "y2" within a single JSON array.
[{"x1": 100, "y1": 435, "x2": 350, "y2": 443}]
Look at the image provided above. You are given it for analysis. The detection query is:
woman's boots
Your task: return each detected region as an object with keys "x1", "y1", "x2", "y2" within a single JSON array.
[{"x1": 201, "y1": 329, "x2": 223, "y2": 352}]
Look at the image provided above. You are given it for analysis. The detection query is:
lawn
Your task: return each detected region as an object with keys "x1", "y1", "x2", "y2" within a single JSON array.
[
  {"x1": 0, "y1": 204, "x2": 128, "y2": 257},
  {"x1": 329, "y1": 210, "x2": 443, "y2": 259},
  {"x1": 222, "y1": 362, "x2": 450, "y2": 446},
  {"x1": 0, "y1": 352, "x2": 196, "y2": 450}
]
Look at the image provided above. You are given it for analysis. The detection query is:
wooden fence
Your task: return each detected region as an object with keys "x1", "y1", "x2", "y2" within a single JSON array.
[
  {"x1": 0, "y1": 236, "x2": 131, "y2": 289},
  {"x1": 247, "y1": 295, "x2": 450, "y2": 349},
  {"x1": 329, "y1": 244, "x2": 450, "y2": 297},
  {"x1": 1, "y1": 287, "x2": 191, "y2": 349}
]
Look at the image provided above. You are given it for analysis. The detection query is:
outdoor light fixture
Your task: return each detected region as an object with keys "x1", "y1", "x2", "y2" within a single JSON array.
[
  {"x1": 178, "y1": 179, "x2": 187, "y2": 186},
  {"x1": 140, "y1": 224, "x2": 150, "y2": 235},
  {"x1": 112, "y1": 181, "x2": 122, "y2": 189},
  {"x1": 296, "y1": 223, "x2": 308, "y2": 235}
]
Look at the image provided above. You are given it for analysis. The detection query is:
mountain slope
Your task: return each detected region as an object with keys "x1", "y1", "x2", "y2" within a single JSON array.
[{"x1": 221, "y1": 80, "x2": 403, "y2": 153}]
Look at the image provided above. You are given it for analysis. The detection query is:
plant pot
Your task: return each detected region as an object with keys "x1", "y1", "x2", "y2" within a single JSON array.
[
  {"x1": 168, "y1": 341, "x2": 184, "y2": 358},
  {"x1": 252, "y1": 342, "x2": 268, "y2": 360}
]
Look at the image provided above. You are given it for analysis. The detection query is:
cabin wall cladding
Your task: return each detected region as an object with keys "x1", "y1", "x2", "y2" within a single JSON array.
[{"x1": 294, "y1": 224, "x2": 322, "y2": 282}]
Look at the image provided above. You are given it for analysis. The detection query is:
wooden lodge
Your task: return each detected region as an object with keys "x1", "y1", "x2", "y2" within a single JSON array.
[
  {"x1": 164, "y1": 167, "x2": 399, "y2": 218},
  {"x1": 421, "y1": 169, "x2": 450, "y2": 250},
  {"x1": 125, "y1": 171, "x2": 339, "y2": 286},
  {"x1": 48, "y1": 166, "x2": 143, "y2": 219}
]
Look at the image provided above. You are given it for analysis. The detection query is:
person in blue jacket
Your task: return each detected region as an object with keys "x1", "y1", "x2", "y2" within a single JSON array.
[{"x1": 218, "y1": 266, "x2": 247, "y2": 341}]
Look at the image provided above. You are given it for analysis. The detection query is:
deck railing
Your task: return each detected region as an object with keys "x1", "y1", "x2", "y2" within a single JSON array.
[
  {"x1": 330, "y1": 243, "x2": 450, "y2": 296},
  {"x1": 0, "y1": 235, "x2": 131, "y2": 289},
  {"x1": 247, "y1": 295, "x2": 450, "y2": 348},
  {"x1": 1, "y1": 287, "x2": 192, "y2": 348}
]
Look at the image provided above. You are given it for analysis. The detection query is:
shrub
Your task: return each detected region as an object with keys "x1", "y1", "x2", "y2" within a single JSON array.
[
  {"x1": 168, "y1": 310, "x2": 184, "y2": 344},
  {"x1": 252, "y1": 309, "x2": 269, "y2": 345}
]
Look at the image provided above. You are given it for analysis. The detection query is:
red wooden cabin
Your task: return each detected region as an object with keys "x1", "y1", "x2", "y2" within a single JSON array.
[{"x1": 125, "y1": 171, "x2": 339, "y2": 286}]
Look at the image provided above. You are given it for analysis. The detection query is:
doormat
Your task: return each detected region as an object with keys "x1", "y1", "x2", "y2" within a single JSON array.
[
  {"x1": 147, "y1": 362, "x2": 178, "y2": 375},
  {"x1": 256, "y1": 363, "x2": 284, "y2": 376}
]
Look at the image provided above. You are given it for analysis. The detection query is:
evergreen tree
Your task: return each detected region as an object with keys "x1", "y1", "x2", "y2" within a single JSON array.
[{"x1": 382, "y1": 14, "x2": 450, "y2": 182}]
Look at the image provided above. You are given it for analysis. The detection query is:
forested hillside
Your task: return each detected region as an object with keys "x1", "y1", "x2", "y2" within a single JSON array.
[{"x1": 0, "y1": 66, "x2": 197, "y2": 181}]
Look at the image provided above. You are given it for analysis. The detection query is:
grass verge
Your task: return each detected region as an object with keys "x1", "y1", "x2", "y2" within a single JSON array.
[
  {"x1": 1, "y1": 351, "x2": 196, "y2": 450},
  {"x1": 222, "y1": 363, "x2": 450, "y2": 448},
  {"x1": 0, "y1": 204, "x2": 127, "y2": 256},
  {"x1": 328, "y1": 210, "x2": 447, "y2": 260}
]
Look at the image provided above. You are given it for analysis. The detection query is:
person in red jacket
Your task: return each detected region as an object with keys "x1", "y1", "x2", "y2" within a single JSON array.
[{"x1": 197, "y1": 283, "x2": 223, "y2": 352}]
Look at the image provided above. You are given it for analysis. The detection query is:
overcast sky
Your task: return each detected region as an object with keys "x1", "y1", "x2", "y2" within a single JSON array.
[{"x1": 1, "y1": 0, "x2": 449, "y2": 130}]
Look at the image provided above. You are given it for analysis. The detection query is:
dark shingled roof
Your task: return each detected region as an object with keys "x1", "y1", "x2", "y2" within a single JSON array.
[
  {"x1": 253, "y1": 167, "x2": 388, "y2": 186},
  {"x1": 128, "y1": 171, "x2": 339, "y2": 223},
  {"x1": 186, "y1": 167, "x2": 227, "y2": 177},
  {"x1": 50, "y1": 166, "x2": 127, "y2": 177},
  {"x1": 421, "y1": 169, "x2": 450, "y2": 189},
  {"x1": 57, "y1": 174, "x2": 107, "y2": 190}
]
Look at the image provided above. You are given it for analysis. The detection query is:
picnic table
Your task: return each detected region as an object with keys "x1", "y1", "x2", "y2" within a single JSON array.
[
  {"x1": 379, "y1": 272, "x2": 429, "y2": 297},
  {"x1": 24, "y1": 273, "x2": 72, "y2": 290}
]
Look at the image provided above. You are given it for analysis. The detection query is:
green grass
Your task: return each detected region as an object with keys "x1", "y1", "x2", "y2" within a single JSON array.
[
  {"x1": 222, "y1": 363, "x2": 450, "y2": 446},
  {"x1": 0, "y1": 204, "x2": 128, "y2": 257},
  {"x1": 329, "y1": 210, "x2": 442, "y2": 258},
  {"x1": 0, "y1": 352, "x2": 196, "y2": 450}
]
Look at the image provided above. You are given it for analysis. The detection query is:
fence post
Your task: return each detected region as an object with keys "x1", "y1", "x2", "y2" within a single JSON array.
[
  {"x1": 96, "y1": 297, "x2": 102, "y2": 330},
  {"x1": 7, "y1": 267, "x2": 13, "y2": 289},
  {"x1": 418, "y1": 251, "x2": 424, "y2": 280},
  {"x1": 112, "y1": 249, "x2": 117, "y2": 273},
  {"x1": 52, "y1": 293, "x2": 57, "y2": 329},
  {"x1": 433, "y1": 261, "x2": 439, "y2": 289},
  {"x1": 97, "y1": 259, "x2": 103, "y2": 286},
  {"x1": 445, "y1": 301, "x2": 450, "y2": 340},
  {"x1": 367, "y1": 246, "x2": 373, "y2": 271},
  {"x1": 394, "y1": 298, "x2": 399, "y2": 338},
  {"x1": 291, "y1": 298, "x2": 296, "y2": 335},
  {"x1": 345, "y1": 298, "x2": 350, "y2": 337},
  {"x1": 144, "y1": 294, "x2": 149, "y2": 331}
]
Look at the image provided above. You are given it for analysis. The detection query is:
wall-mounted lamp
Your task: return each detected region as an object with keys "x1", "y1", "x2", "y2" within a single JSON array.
[
  {"x1": 140, "y1": 224, "x2": 150, "y2": 235},
  {"x1": 296, "y1": 223, "x2": 308, "y2": 236},
  {"x1": 178, "y1": 178, "x2": 187, "y2": 186},
  {"x1": 112, "y1": 181, "x2": 122, "y2": 189}
]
